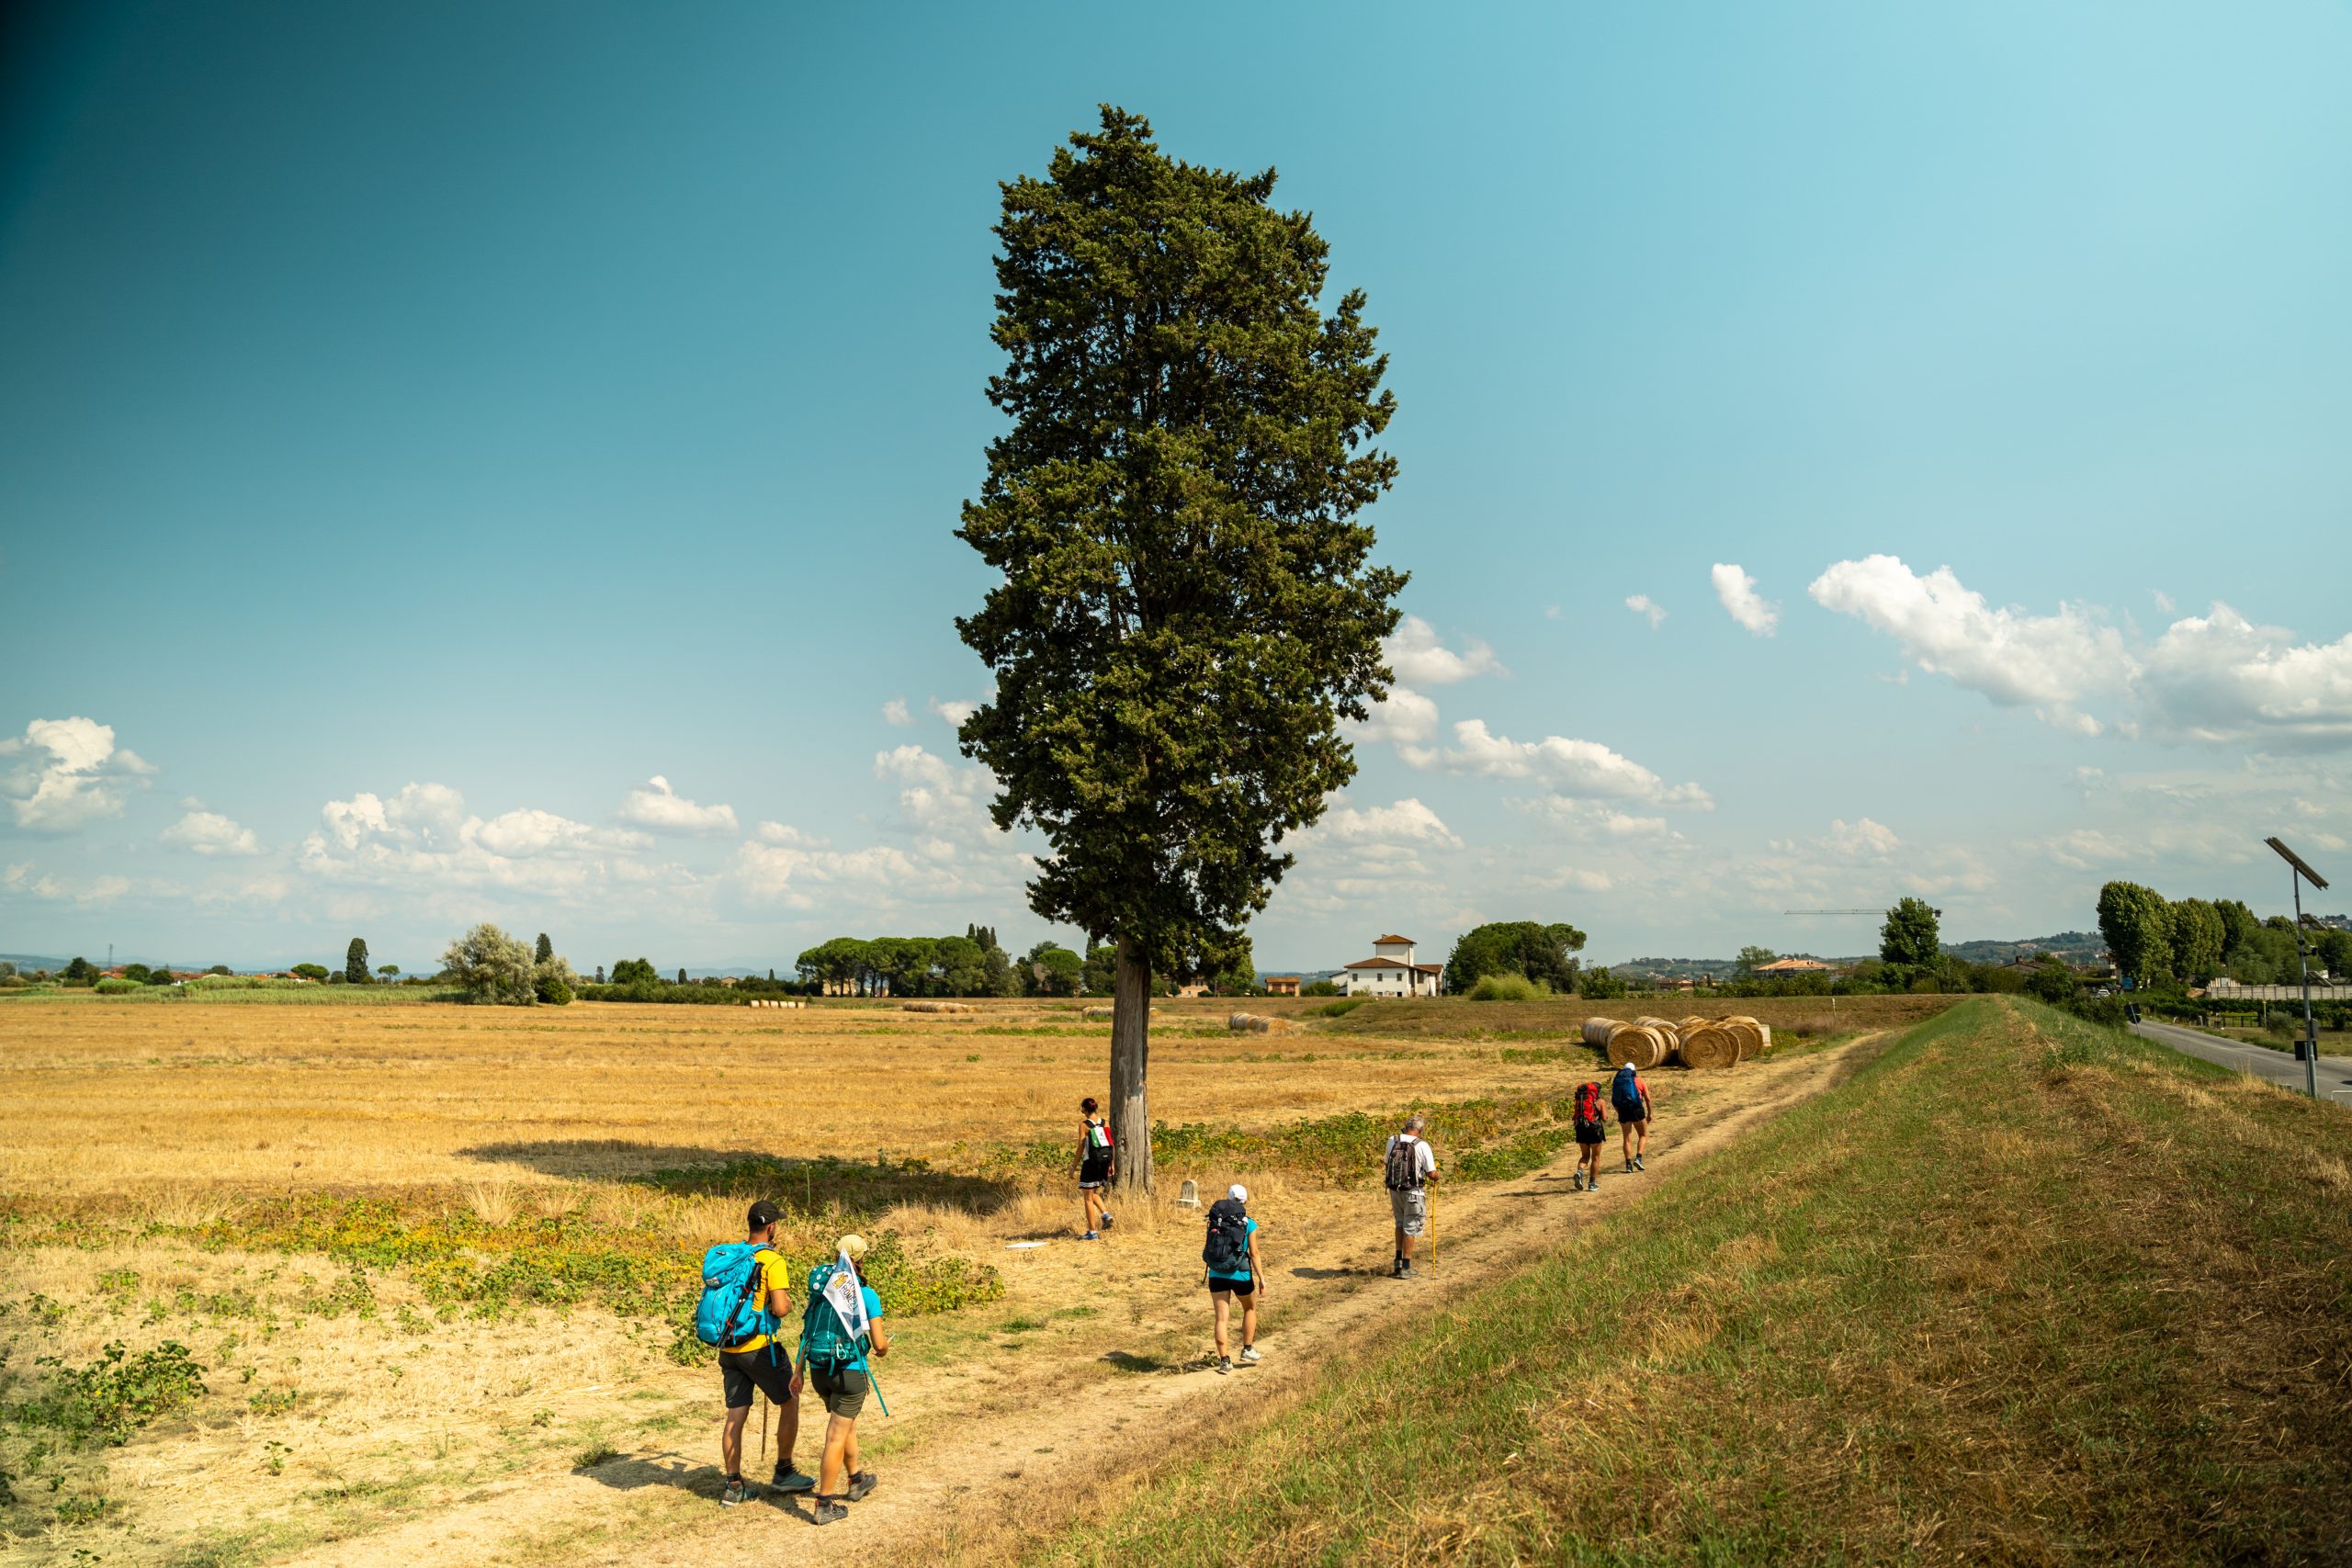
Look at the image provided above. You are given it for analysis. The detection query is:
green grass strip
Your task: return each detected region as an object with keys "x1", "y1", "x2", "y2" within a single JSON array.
[{"x1": 1023, "y1": 998, "x2": 2352, "y2": 1565}]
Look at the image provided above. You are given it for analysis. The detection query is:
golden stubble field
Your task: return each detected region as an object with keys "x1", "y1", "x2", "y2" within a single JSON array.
[{"x1": 0, "y1": 992, "x2": 1936, "y2": 1567}]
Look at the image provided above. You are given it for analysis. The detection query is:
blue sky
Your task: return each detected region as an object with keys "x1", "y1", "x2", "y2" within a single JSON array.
[{"x1": 3, "y1": 0, "x2": 2347, "y2": 973}]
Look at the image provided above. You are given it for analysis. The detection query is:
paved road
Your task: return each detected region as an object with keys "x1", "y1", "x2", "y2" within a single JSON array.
[{"x1": 2132, "y1": 1018, "x2": 2352, "y2": 1100}]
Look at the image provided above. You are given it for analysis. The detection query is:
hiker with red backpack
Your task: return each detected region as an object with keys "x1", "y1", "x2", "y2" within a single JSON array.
[
  {"x1": 1071, "y1": 1096, "x2": 1116, "y2": 1240},
  {"x1": 1203, "y1": 1184, "x2": 1264, "y2": 1375},
  {"x1": 1383, "y1": 1112, "x2": 1439, "y2": 1280},
  {"x1": 1572, "y1": 1081, "x2": 1610, "y2": 1191},
  {"x1": 693, "y1": 1200, "x2": 814, "y2": 1506}
]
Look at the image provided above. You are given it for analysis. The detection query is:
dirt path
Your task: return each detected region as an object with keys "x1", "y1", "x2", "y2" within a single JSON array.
[{"x1": 278, "y1": 1035, "x2": 1880, "y2": 1568}]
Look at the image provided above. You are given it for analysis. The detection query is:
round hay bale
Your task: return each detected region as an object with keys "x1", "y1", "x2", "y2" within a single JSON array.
[
  {"x1": 1604, "y1": 1022, "x2": 1668, "y2": 1069},
  {"x1": 1719, "y1": 1014, "x2": 1765, "y2": 1059},
  {"x1": 1679, "y1": 1022, "x2": 1740, "y2": 1069},
  {"x1": 1082, "y1": 1005, "x2": 1114, "y2": 1021},
  {"x1": 1581, "y1": 1016, "x2": 1623, "y2": 1048}
]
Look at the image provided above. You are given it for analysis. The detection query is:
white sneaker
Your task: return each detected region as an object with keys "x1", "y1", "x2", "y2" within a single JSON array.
[{"x1": 1238, "y1": 1346, "x2": 1261, "y2": 1364}]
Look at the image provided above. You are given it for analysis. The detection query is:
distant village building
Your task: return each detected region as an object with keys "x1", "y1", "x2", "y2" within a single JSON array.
[
  {"x1": 1341, "y1": 934, "x2": 1443, "y2": 998},
  {"x1": 1753, "y1": 957, "x2": 1839, "y2": 978},
  {"x1": 1265, "y1": 976, "x2": 1301, "y2": 998}
]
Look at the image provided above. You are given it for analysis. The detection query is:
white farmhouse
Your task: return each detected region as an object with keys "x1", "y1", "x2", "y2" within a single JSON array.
[{"x1": 1340, "y1": 934, "x2": 1443, "y2": 998}]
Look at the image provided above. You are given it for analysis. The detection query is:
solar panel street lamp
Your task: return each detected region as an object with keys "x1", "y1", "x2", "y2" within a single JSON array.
[{"x1": 2266, "y1": 837, "x2": 2332, "y2": 1099}]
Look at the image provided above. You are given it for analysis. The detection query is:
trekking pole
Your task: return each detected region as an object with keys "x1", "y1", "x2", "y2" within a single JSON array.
[
  {"x1": 860, "y1": 1354, "x2": 890, "y2": 1418},
  {"x1": 1426, "y1": 1182, "x2": 1436, "y2": 1274},
  {"x1": 758, "y1": 1391, "x2": 768, "y2": 1468}
]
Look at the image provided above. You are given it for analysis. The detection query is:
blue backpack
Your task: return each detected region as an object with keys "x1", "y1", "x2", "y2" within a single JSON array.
[
  {"x1": 693, "y1": 1243, "x2": 775, "y2": 1352},
  {"x1": 1611, "y1": 1065, "x2": 1644, "y2": 1114},
  {"x1": 800, "y1": 1261, "x2": 867, "y2": 1370}
]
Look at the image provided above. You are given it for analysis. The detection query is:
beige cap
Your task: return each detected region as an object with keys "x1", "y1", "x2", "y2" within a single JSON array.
[{"x1": 837, "y1": 1234, "x2": 869, "y2": 1261}]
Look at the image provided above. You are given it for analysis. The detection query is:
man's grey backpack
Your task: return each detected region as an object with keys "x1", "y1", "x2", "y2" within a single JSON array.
[{"x1": 1385, "y1": 1134, "x2": 1424, "y2": 1191}]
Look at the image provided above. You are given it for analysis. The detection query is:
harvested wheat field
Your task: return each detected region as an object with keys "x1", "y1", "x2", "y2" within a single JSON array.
[{"x1": 0, "y1": 993, "x2": 1916, "y2": 1566}]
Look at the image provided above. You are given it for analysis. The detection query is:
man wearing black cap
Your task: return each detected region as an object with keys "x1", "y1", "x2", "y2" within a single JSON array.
[{"x1": 718, "y1": 1200, "x2": 813, "y2": 1506}]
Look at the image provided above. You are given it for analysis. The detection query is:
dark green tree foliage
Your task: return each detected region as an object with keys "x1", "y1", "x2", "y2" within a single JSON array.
[
  {"x1": 2168, "y1": 897, "x2": 2225, "y2": 986},
  {"x1": 1082, "y1": 944, "x2": 1118, "y2": 997},
  {"x1": 122, "y1": 963, "x2": 153, "y2": 984},
  {"x1": 1879, "y1": 898, "x2": 1942, "y2": 970},
  {"x1": 2024, "y1": 964, "x2": 2081, "y2": 1006},
  {"x1": 1581, "y1": 965, "x2": 1630, "y2": 1000},
  {"x1": 144, "y1": 964, "x2": 174, "y2": 986},
  {"x1": 379, "y1": 964, "x2": 400, "y2": 981},
  {"x1": 677, "y1": 967, "x2": 688, "y2": 985},
  {"x1": 610, "y1": 958, "x2": 659, "y2": 987},
  {"x1": 1735, "y1": 945, "x2": 1777, "y2": 979},
  {"x1": 345, "y1": 937, "x2": 370, "y2": 985},
  {"x1": 535, "y1": 932, "x2": 554, "y2": 965},
  {"x1": 64, "y1": 956, "x2": 95, "y2": 984},
  {"x1": 1442, "y1": 921, "x2": 1589, "y2": 995},
  {"x1": 1026, "y1": 942, "x2": 1085, "y2": 997},
  {"x1": 2096, "y1": 881, "x2": 2174, "y2": 987},
  {"x1": 290, "y1": 963, "x2": 331, "y2": 982},
  {"x1": 956, "y1": 108, "x2": 1405, "y2": 1191}
]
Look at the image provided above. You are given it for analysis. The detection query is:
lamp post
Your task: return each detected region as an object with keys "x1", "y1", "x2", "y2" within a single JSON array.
[{"x1": 2266, "y1": 838, "x2": 2332, "y2": 1099}]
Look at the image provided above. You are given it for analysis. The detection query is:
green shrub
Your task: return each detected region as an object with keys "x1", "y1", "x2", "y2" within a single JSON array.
[
  {"x1": 536, "y1": 971, "x2": 574, "y2": 1006},
  {"x1": 93, "y1": 977, "x2": 141, "y2": 995},
  {"x1": 10, "y1": 1340, "x2": 207, "y2": 1447},
  {"x1": 1301, "y1": 979, "x2": 1342, "y2": 997},
  {"x1": 1467, "y1": 973, "x2": 1549, "y2": 1002}
]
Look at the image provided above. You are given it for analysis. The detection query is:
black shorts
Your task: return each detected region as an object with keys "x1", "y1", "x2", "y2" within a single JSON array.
[
  {"x1": 719, "y1": 1345, "x2": 795, "y2": 1410},
  {"x1": 1614, "y1": 1105, "x2": 1646, "y2": 1127},
  {"x1": 1208, "y1": 1276, "x2": 1254, "y2": 1299},
  {"x1": 808, "y1": 1359, "x2": 870, "y2": 1419},
  {"x1": 1575, "y1": 1121, "x2": 1606, "y2": 1146}
]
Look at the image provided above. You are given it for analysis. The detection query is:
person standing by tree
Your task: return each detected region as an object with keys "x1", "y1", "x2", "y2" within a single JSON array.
[
  {"x1": 956, "y1": 107, "x2": 1407, "y2": 1198},
  {"x1": 1071, "y1": 1097, "x2": 1116, "y2": 1239},
  {"x1": 1611, "y1": 1061, "x2": 1654, "y2": 1172},
  {"x1": 1382, "y1": 1113, "x2": 1438, "y2": 1279}
]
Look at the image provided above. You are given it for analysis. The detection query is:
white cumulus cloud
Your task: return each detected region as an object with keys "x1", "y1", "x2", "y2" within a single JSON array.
[
  {"x1": 1419, "y1": 719, "x2": 1713, "y2": 808},
  {"x1": 929, "y1": 696, "x2": 978, "y2": 728},
  {"x1": 1385, "y1": 615, "x2": 1505, "y2": 685},
  {"x1": 881, "y1": 698, "x2": 913, "y2": 727},
  {"x1": 161, "y1": 810, "x2": 263, "y2": 857},
  {"x1": 1625, "y1": 594, "x2": 1667, "y2": 630},
  {"x1": 617, "y1": 776, "x2": 739, "y2": 835},
  {"x1": 1315, "y1": 797, "x2": 1463, "y2": 847},
  {"x1": 1808, "y1": 555, "x2": 2130, "y2": 733},
  {"x1": 1348, "y1": 685, "x2": 1441, "y2": 747},
  {"x1": 1826, "y1": 817, "x2": 1901, "y2": 856},
  {"x1": 1, "y1": 716, "x2": 156, "y2": 831},
  {"x1": 2138, "y1": 604, "x2": 2352, "y2": 749},
  {"x1": 1711, "y1": 564, "x2": 1779, "y2": 637}
]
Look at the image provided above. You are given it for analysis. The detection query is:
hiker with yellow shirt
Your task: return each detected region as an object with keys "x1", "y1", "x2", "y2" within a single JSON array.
[{"x1": 694, "y1": 1199, "x2": 814, "y2": 1506}]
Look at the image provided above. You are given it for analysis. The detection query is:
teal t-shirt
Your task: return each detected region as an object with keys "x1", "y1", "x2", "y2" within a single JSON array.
[{"x1": 1209, "y1": 1215, "x2": 1259, "y2": 1283}]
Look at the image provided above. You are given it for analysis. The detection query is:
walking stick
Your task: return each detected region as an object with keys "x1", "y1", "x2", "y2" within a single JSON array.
[
  {"x1": 1427, "y1": 1183, "x2": 1437, "y2": 1273},
  {"x1": 758, "y1": 1391, "x2": 768, "y2": 1468}
]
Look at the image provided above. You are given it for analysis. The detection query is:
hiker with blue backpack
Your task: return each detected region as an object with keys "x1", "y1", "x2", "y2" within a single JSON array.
[
  {"x1": 1203, "y1": 1184, "x2": 1265, "y2": 1375},
  {"x1": 695, "y1": 1200, "x2": 814, "y2": 1506},
  {"x1": 1611, "y1": 1060, "x2": 1653, "y2": 1173},
  {"x1": 799, "y1": 1233, "x2": 890, "y2": 1527}
]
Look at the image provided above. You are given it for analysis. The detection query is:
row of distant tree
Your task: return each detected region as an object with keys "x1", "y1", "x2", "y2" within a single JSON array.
[
  {"x1": 2097, "y1": 881, "x2": 2349, "y2": 991},
  {"x1": 789, "y1": 926, "x2": 1258, "y2": 998}
]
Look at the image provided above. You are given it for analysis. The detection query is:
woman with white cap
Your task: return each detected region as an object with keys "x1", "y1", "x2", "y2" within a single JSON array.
[
  {"x1": 1201, "y1": 1183, "x2": 1265, "y2": 1374},
  {"x1": 801, "y1": 1233, "x2": 889, "y2": 1526}
]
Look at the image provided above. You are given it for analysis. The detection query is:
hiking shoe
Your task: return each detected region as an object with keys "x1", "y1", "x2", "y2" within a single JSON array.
[
  {"x1": 1633, "y1": 1156, "x2": 1646, "y2": 1171},
  {"x1": 770, "y1": 1466, "x2": 816, "y2": 1495},
  {"x1": 1081, "y1": 1230, "x2": 1101, "y2": 1240},
  {"x1": 721, "y1": 1476, "x2": 749, "y2": 1507},
  {"x1": 1239, "y1": 1346, "x2": 1261, "y2": 1364},
  {"x1": 1396, "y1": 1262, "x2": 1417, "y2": 1280},
  {"x1": 846, "y1": 1470, "x2": 879, "y2": 1501},
  {"x1": 1571, "y1": 1171, "x2": 1585, "y2": 1191},
  {"x1": 810, "y1": 1497, "x2": 849, "y2": 1526},
  {"x1": 1100, "y1": 1213, "x2": 1115, "y2": 1229},
  {"x1": 1623, "y1": 1162, "x2": 1637, "y2": 1174},
  {"x1": 1216, "y1": 1356, "x2": 1232, "y2": 1375}
]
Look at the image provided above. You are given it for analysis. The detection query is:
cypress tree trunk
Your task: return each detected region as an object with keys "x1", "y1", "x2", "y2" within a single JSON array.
[{"x1": 1110, "y1": 935, "x2": 1154, "y2": 1194}]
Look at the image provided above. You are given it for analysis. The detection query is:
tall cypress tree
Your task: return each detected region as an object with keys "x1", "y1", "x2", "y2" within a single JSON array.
[
  {"x1": 957, "y1": 107, "x2": 1404, "y2": 1191},
  {"x1": 535, "y1": 931, "x2": 554, "y2": 965},
  {"x1": 345, "y1": 937, "x2": 370, "y2": 985}
]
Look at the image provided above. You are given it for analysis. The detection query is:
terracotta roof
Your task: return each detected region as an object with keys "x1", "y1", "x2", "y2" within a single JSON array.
[
  {"x1": 1413, "y1": 963, "x2": 1442, "y2": 974},
  {"x1": 1343, "y1": 958, "x2": 1409, "y2": 970},
  {"x1": 1373, "y1": 934, "x2": 1416, "y2": 945},
  {"x1": 1755, "y1": 957, "x2": 1835, "y2": 973}
]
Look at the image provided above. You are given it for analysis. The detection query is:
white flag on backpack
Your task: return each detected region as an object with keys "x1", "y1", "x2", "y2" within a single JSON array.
[{"x1": 823, "y1": 1250, "x2": 869, "y2": 1345}]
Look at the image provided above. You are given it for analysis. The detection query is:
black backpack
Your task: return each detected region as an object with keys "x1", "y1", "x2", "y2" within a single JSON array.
[
  {"x1": 1385, "y1": 1134, "x2": 1424, "y2": 1191},
  {"x1": 1202, "y1": 1198, "x2": 1250, "y2": 1275}
]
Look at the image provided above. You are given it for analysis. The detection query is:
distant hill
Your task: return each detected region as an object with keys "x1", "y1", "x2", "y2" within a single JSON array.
[{"x1": 1601, "y1": 931, "x2": 2109, "y2": 977}]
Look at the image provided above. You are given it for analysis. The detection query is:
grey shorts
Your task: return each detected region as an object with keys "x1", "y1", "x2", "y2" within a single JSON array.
[
  {"x1": 1389, "y1": 1185, "x2": 1427, "y2": 1236},
  {"x1": 808, "y1": 1359, "x2": 869, "y2": 1420}
]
